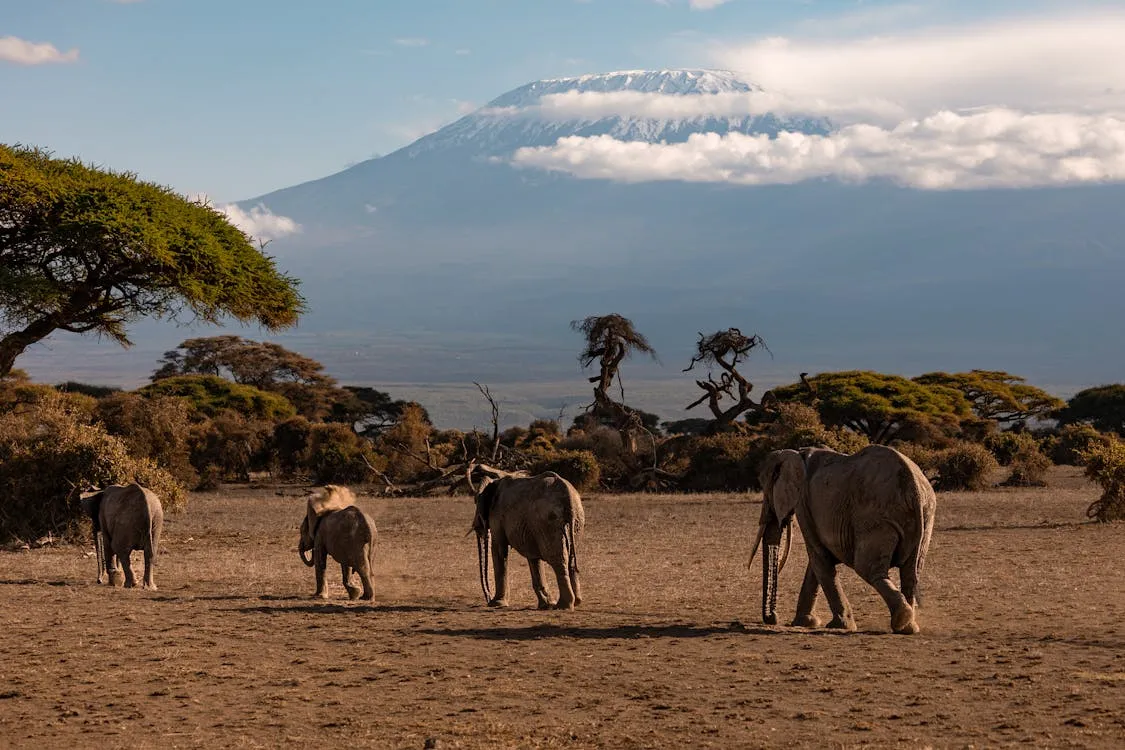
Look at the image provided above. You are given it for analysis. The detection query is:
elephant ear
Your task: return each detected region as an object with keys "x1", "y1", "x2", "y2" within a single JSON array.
[
  {"x1": 762, "y1": 449, "x2": 805, "y2": 522},
  {"x1": 474, "y1": 478, "x2": 500, "y2": 531}
]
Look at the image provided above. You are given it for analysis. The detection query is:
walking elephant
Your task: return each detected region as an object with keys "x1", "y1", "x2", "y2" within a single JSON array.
[
  {"x1": 81, "y1": 483, "x2": 164, "y2": 590},
  {"x1": 472, "y1": 472, "x2": 584, "y2": 610},
  {"x1": 298, "y1": 485, "x2": 377, "y2": 600},
  {"x1": 749, "y1": 445, "x2": 936, "y2": 634}
]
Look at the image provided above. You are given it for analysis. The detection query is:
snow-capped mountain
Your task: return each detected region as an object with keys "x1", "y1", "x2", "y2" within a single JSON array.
[
  {"x1": 33, "y1": 68, "x2": 1077, "y2": 422},
  {"x1": 400, "y1": 69, "x2": 830, "y2": 157}
]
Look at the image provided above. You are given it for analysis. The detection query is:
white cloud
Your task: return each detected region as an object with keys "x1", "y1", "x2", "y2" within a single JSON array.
[
  {"x1": 487, "y1": 88, "x2": 907, "y2": 127},
  {"x1": 690, "y1": 0, "x2": 731, "y2": 9},
  {"x1": 393, "y1": 37, "x2": 430, "y2": 48},
  {"x1": 511, "y1": 109, "x2": 1125, "y2": 190},
  {"x1": 712, "y1": 11, "x2": 1125, "y2": 113},
  {"x1": 216, "y1": 203, "x2": 301, "y2": 243},
  {"x1": 0, "y1": 36, "x2": 79, "y2": 65}
]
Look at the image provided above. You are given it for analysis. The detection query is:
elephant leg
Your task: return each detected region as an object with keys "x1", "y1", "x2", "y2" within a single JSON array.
[
  {"x1": 855, "y1": 538, "x2": 917, "y2": 635},
  {"x1": 488, "y1": 534, "x2": 510, "y2": 607},
  {"x1": 527, "y1": 559, "x2": 552, "y2": 609},
  {"x1": 117, "y1": 546, "x2": 137, "y2": 589},
  {"x1": 356, "y1": 551, "x2": 375, "y2": 601},
  {"x1": 103, "y1": 536, "x2": 123, "y2": 587},
  {"x1": 313, "y1": 546, "x2": 328, "y2": 599},
  {"x1": 342, "y1": 564, "x2": 361, "y2": 600},
  {"x1": 142, "y1": 543, "x2": 157, "y2": 591},
  {"x1": 568, "y1": 549, "x2": 582, "y2": 607},
  {"x1": 549, "y1": 559, "x2": 576, "y2": 610},
  {"x1": 791, "y1": 564, "x2": 823, "y2": 628},
  {"x1": 808, "y1": 550, "x2": 855, "y2": 630}
]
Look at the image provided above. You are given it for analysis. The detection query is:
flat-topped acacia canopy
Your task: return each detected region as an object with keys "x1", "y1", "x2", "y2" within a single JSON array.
[{"x1": 0, "y1": 144, "x2": 304, "y2": 376}]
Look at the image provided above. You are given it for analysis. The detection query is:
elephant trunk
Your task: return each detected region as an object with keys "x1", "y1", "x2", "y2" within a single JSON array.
[
  {"x1": 94, "y1": 529, "x2": 106, "y2": 585},
  {"x1": 477, "y1": 530, "x2": 492, "y2": 603},
  {"x1": 298, "y1": 517, "x2": 315, "y2": 567},
  {"x1": 756, "y1": 515, "x2": 793, "y2": 626}
]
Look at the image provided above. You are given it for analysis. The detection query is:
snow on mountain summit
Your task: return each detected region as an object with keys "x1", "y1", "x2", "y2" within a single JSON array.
[
  {"x1": 486, "y1": 69, "x2": 758, "y2": 109},
  {"x1": 402, "y1": 69, "x2": 830, "y2": 158}
]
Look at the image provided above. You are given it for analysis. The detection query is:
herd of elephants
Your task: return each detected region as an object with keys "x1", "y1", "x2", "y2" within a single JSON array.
[{"x1": 81, "y1": 443, "x2": 936, "y2": 635}]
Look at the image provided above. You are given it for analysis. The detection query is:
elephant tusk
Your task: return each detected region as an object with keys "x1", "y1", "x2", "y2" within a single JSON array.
[{"x1": 747, "y1": 522, "x2": 767, "y2": 570}]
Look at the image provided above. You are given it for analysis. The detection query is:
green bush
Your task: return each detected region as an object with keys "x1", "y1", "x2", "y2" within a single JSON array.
[
  {"x1": 530, "y1": 449, "x2": 601, "y2": 492},
  {"x1": 934, "y1": 441, "x2": 999, "y2": 491},
  {"x1": 984, "y1": 431, "x2": 1032, "y2": 466},
  {"x1": 1043, "y1": 424, "x2": 1113, "y2": 466},
  {"x1": 141, "y1": 374, "x2": 295, "y2": 421},
  {"x1": 0, "y1": 393, "x2": 184, "y2": 542},
  {"x1": 1080, "y1": 438, "x2": 1125, "y2": 522}
]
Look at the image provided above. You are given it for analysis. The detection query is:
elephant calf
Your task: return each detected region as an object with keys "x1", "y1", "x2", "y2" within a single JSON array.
[
  {"x1": 298, "y1": 485, "x2": 377, "y2": 600},
  {"x1": 81, "y1": 483, "x2": 164, "y2": 590},
  {"x1": 472, "y1": 471, "x2": 584, "y2": 610}
]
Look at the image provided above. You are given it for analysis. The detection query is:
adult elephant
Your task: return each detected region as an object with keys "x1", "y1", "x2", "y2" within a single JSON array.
[
  {"x1": 749, "y1": 445, "x2": 936, "y2": 635},
  {"x1": 472, "y1": 472, "x2": 584, "y2": 610},
  {"x1": 81, "y1": 483, "x2": 164, "y2": 590}
]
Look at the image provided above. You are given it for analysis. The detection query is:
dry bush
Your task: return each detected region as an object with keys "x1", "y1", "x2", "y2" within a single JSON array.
[
  {"x1": 1081, "y1": 438, "x2": 1125, "y2": 522},
  {"x1": 375, "y1": 403, "x2": 435, "y2": 483},
  {"x1": 271, "y1": 416, "x2": 313, "y2": 478},
  {"x1": 678, "y1": 433, "x2": 761, "y2": 492},
  {"x1": 1003, "y1": 442, "x2": 1052, "y2": 487},
  {"x1": 0, "y1": 392, "x2": 183, "y2": 541},
  {"x1": 95, "y1": 392, "x2": 197, "y2": 487},
  {"x1": 189, "y1": 410, "x2": 273, "y2": 485},
  {"x1": 530, "y1": 449, "x2": 601, "y2": 492},
  {"x1": 560, "y1": 426, "x2": 631, "y2": 485},
  {"x1": 303, "y1": 423, "x2": 382, "y2": 484},
  {"x1": 934, "y1": 441, "x2": 999, "y2": 491}
]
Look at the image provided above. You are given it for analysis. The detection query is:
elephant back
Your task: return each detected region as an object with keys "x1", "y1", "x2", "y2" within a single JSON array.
[{"x1": 305, "y1": 484, "x2": 357, "y2": 534}]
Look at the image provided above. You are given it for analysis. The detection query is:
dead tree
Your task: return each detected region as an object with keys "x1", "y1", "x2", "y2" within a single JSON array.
[
  {"x1": 571, "y1": 314, "x2": 657, "y2": 454},
  {"x1": 683, "y1": 328, "x2": 773, "y2": 430}
]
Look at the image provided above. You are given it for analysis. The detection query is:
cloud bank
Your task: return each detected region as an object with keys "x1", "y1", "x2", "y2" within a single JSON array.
[
  {"x1": 508, "y1": 10, "x2": 1125, "y2": 190},
  {"x1": 512, "y1": 109, "x2": 1125, "y2": 190},
  {"x1": 216, "y1": 203, "x2": 301, "y2": 243},
  {"x1": 713, "y1": 11, "x2": 1125, "y2": 113},
  {"x1": 0, "y1": 36, "x2": 79, "y2": 65}
]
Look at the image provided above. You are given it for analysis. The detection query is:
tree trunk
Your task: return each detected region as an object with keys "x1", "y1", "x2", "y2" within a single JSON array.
[{"x1": 0, "y1": 317, "x2": 60, "y2": 378}]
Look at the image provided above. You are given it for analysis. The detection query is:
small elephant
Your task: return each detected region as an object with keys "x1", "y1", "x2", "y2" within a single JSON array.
[
  {"x1": 81, "y1": 483, "x2": 164, "y2": 590},
  {"x1": 472, "y1": 471, "x2": 584, "y2": 610},
  {"x1": 749, "y1": 445, "x2": 936, "y2": 635},
  {"x1": 298, "y1": 485, "x2": 377, "y2": 601}
]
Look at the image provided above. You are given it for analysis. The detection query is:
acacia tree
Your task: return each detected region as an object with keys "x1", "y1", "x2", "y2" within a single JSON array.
[
  {"x1": 771, "y1": 370, "x2": 972, "y2": 444},
  {"x1": 913, "y1": 370, "x2": 1063, "y2": 427},
  {"x1": 0, "y1": 145, "x2": 303, "y2": 376},
  {"x1": 683, "y1": 327, "x2": 771, "y2": 429},
  {"x1": 571, "y1": 313, "x2": 657, "y2": 454}
]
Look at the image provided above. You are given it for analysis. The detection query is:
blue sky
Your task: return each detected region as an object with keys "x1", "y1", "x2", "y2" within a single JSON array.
[{"x1": 1, "y1": 0, "x2": 1120, "y2": 201}]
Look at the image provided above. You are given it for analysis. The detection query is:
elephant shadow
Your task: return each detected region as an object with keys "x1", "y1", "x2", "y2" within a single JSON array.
[
  {"x1": 229, "y1": 602, "x2": 460, "y2": 616},
  {"x1": 416, "y1": 622, "x2": 781, "y2": 641}
]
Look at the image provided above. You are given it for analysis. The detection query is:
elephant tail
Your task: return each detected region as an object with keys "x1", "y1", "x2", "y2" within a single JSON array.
[{"x1": 565, "y1": 520, "x2": 579, "y2": 576}]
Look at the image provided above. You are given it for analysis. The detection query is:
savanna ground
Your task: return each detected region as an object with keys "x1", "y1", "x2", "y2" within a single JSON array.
[{"x1": 1, "y1": 468, "x2": 1123, "y2": 749}]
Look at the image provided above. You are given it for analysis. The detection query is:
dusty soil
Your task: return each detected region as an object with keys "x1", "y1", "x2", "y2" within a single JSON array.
[{"x1": 1, "y1": 467, "x2": 1123, "y2": 749}]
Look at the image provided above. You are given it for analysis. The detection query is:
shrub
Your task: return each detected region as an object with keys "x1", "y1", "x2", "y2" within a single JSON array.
[
  {"x1": 560, "y1": 426, "x2": 632, "y2": 485},
  {"x1": 188, "y1": 411, "x2": 273, "y2": 484},
  {"x1": 1043, "y1": 424, "x2": 1113, "y2": 466},
  {"x1": 303, "y1": 423, "x2": 383, "y2": 484},
  {"x1": 375, "y1": 403, "x2": 435, "y2": 483},
  {"x1": 0, "y1": 393, "x2": 184, "y2": 542},
  {"x1": 95, "y1": 393, "x2": 198, "y2": 487},
  {"x1": 1003, "y1": 442, "x2": 1052, "y2": 487},
  {"x1": 679, "y1": 433, "x2": 761, "y2": 492},
  {"x1": 933, "y1": 441, "x2": 999, "y2": 491},
  {"x1": 1080, "y1": 438, "x2": 1125, "y2": 522},
  {"x1": 984, "y1": 431, "x2": 1030, "y2": 466},
  {"x1": 272, "y1": 416, "x2": 313, "y2": 478},
  {"x1": 530, "y1": 449, "x2": 601, "y2": 492}
]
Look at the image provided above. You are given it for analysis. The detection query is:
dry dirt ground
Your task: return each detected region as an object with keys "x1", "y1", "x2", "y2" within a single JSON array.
[{"x1": 1, "y1": 467, "x2": 1123, "y2": 749}]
